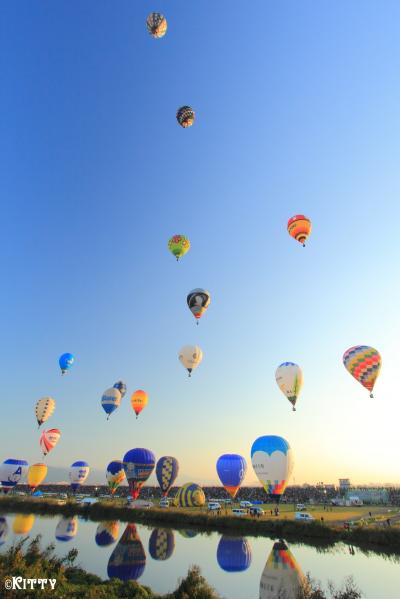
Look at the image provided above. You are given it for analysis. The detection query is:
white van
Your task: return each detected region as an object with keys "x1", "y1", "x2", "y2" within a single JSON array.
[
  {"x1": 239, "y1": 501, "x2": 252, "y2": 508},
  {"x1": 159, "y1": 498, "x2": 169, "y2": 508},
  {"x1": 208, "y1": 502, "x2": 221, "y2": 511},
  {"x1": 232, "y1": 508, "x2": 247, "y2": 517},
  {"x1": 296, "y1": 503, "x2": 306, "y2": 511},
  {"x1": 295, "y1": 512, "x2": 314, "y2": 522}
]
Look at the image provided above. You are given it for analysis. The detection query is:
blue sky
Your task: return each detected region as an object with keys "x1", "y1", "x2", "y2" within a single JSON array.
[{"x1": 1, "y1": 1, "x2": 400, "y2": 486}]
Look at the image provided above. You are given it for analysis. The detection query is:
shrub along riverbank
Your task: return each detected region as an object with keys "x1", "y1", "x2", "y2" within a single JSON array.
[{"x1": 1, "y1": 496, "x2": 399, "y2": 553}]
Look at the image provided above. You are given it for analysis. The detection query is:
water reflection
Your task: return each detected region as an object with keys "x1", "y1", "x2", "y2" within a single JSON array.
[
  {"x1": 216, "y1": 536, "x2": 252, "y2": 572},
  {"x1": 13, "y1": 514, "x2": 35, "y2": 535},
  {"x1": 107, "y1": 523, "x2": 146, "y2": 581},
  {"x1": 55, "y1": 516, "x2": 78, "y2": 542},
  {"x1": 148, "y1": 528, "x2": 175, "y2": 561},
  {"x1": 0, "y1": 517, "x2": 8, "y2": 545},
  {"x1": 95, "y1": 521, "x2": 119, "y2": 547},
  {"x1": 177, "y1": 529, "x2": 198, "y2": 538},
  {"x1": 260, "y1": 539, "x2": 306, "y2": 599}
]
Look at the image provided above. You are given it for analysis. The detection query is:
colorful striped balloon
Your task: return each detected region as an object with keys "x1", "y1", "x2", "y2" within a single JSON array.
[
  {"x1": 343, "y1": 345, "x2": 382, "y2": 398},
  {"x1": 287, "y1": 215, "x2": 312, "y2": 247},
  {"x1": 39, "y1": 429, "x2": 61, "y2": 457}
]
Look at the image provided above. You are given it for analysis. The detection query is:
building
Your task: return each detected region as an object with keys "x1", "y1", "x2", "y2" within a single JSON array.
[{"x1": 339, "y1": 479, "x2": 351, "y2": 493}]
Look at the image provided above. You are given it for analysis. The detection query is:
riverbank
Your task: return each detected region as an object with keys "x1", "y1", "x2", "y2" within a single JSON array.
[{"x1": 1, "y1": 496, "x2": 399, "y2": 553}]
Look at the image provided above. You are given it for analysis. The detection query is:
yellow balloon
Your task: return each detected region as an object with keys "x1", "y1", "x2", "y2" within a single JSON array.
[
  {"x1": 13, "y1": 514, "x2": 35, "y2": 535},
  {"x1": 130, "y1": 390, "x2": 148, "y2": 419},
  {"x1": 27, "y1": 463, "x2": 48, "y2": 491}
]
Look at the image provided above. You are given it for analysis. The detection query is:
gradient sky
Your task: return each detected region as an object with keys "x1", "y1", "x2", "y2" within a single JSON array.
[{"x1": 1, "y1": 1, "x2": 400, "y2": 487}]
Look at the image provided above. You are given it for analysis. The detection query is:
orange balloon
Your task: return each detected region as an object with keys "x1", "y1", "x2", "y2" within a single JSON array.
[{"x1": 130, "y1": 390, "x2": 148, "y2": 419}]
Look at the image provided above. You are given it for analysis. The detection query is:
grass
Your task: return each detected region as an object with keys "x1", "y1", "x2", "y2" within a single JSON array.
[{"x1": 1, "y1": 496, "x2": 399, "y2": 553}]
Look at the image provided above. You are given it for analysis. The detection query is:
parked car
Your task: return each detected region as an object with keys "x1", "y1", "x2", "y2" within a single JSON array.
[
  {"x1": 296, "y1": 503, "x2": 306, "y2": 511},
  {"x1": 249, "y1": 506, "x2": 264, "y2": 516},
  {"x1": 159, "y1": 498, "x2": 170, "y2": 508},
  {"x1": 295, "y1": 512, "x2": 314, "y2": 522},
  {"x1": 239, "y1": 501, "x2": 253, "y2": 508},
  {"x1": 232, "y1": 508, "x2": 248, "y2": 517},
  {"x1": 208, "y1": 502, "x2": 222, "y2": 511}
]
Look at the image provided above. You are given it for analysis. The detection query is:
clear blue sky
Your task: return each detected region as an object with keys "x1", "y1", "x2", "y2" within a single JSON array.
[{"x1": 1, "y1": 1, "x2": 400, "y2": 486}]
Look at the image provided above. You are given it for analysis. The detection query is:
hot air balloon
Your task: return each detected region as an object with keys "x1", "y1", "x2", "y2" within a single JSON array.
[
  {"x1": 217, "y1": 536, "x2": 252, "y2": 573},
  {"x1": 106, "y1": 460, "x2": 126, "y2": 495},
  {"x1": 168, "y1": 234, "x2": 191, "y2": 260},
  {"x1": 216, "y1": 454, "x2": 247, "y2": 499},
  {"x1": 187, "y1": 289, "x2": 211, "y2": 324},
  {"x1": 287, "y1": 215, "x2": 312, "y2": 247},
  {"x1": 95, "y1": 521, "x2": 120, "y2": 547},
  {"x1": 156, "y1": 456, "x2": 179, "y2": 497},
  {"x1": 343, "y1": 345, "x2": 382, "y2": 398},
  {"x1": 59, "y1": 352, "x2": 74, "y2": 375},
  {"x1": 101, "y1": 387, "x2": 122, "y2": 420},
  {"x1": 130, "y1": 390, "x2": 148, "y2": 419},
  {"x1": 179, "y1": 345, "x2": 203, "y2": 377},
  {"x1": 260, "y1": 540, "x2": 308, "y2": 599},
  {"x1": 69, "y1": 461, "x2": 90, "y2": 492},
  {"x1": 0, "y1": 459, "x2": 28, "y2": 493},
  {"x1": 0, "y1": 517, "x2": 8, "y2": 546},
  {"x1": 177, "y1": 106, "x2": 195, "y2": 128},
  {"x1": 146, "y1": 12, "x2": 167, "y2": 38},
  {"x1": 107, "y1": 524, "x2": 146, "y2": 581},
  {"x1": 13, "y1": 514, "x2": 35, "y2": 535},
  {"x1": 40, "y1": 428, "x2": 61, "y2": 457},
  {"x1": 113, "y1": 380, "x2": 127, "y2": 399},
  {"x1": 275, "y1": 362, "x2": 303, "y2": 412},
  {"x1": 27, "y1": 463, "x2": 47, "y2": 492},
  {"x1": 251, "y1": 436, "x2": 294, "y2": 502},
  {"x1": 174, "y1": 483, "x2": 205, "y2": 507},
  {"x1": 35, "y1": 397, "x2": 55, "y2": 428},
  {"x1": 149, "y1": 528, "x2": 175, "y2": 561},
  {"x1": 123, "y1": 448, "x2": 155, "y2": 500},
  {"x1": 55, "y1": 517, "x2": 78, "y2": 542}
]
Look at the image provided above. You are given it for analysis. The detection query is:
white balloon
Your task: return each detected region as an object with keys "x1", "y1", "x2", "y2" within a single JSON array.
[{"x1": 178, "y1": 345, "x2": 203, "y2": 376}]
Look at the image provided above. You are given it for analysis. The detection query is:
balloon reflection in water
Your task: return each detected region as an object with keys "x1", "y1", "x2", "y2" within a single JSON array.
[
  {"x1": 55, "y1": 517, "x2": 78, "y2": 542},
  {"x1": 0, "y1": 517, "x2": 9, "y2": 545},
  {"x1": 149, "y1": 528, "x2": 175, "y2": 561},
  {"x1": 107, "y1": 524, "x2": 146, "y2": 581},
  {"x1": 259, "y1": 540, "x2": 307, "y2": 599},
  {"x1": 95, "y1": 521, "x2": 119, "y2": 547},
  {"x1": 178, "y1": 529, "x2": 198, "y2": 539},
  {"x1": 217, "y1": 536, "x2": 252, "y2": 572},
  {"x1": 13, "y1": 514, "x2": 35, "y2": 535}
]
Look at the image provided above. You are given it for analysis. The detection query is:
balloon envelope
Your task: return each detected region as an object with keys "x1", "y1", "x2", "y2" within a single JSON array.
[
  {"x1": 55, "y1": 517, "x2": 78, "y2": 542},
  {"x1": 113, "y1": 381, "x2": 127, "y2": 399},
  {"x1": 275, "y1": 362, "x2": 303, "y2": 411},
  {"x1": 217, "y1": 536, "x2": 252, "y2": 573},
  {"x1": 130, "y1": 390, "x2": 148, "y2": 418},
  {"x1": 287, "y1": 214, "x2": 312, "y2": 246},
  {"x1": 101, "y1": 388, "x2": 121, "y2": 419},
  {"x1": 156, "y1": 456, "x2": 179, "y2": 497},
  {"x1": 177, "y1": 106, "x2": 195, "y2": 128},
  {"x1": 187, "y1": 288, "x2": 211, "y2": 322},
  {"x1": 149, "y1": 528, "x2": 175, "y2": 561},
  {"x1": 178, "y1": 345, "x2": 203, "y2": 376},
  {"x1": 168, "y1": 234, "x2": 190, "y2": 260},
  {"x1": 174, "y1": 483, "x2": 205, "y2": 507},
  {"x1": 69, "y1": 461, "x2": 90, "y2": 492},
  {"x1": 95, "y1": 522, "x2": 119, "y2": 547},
  {"x1": 40, "y1": 429, "x2": 61, "y2": 456},
  {"x1": 146, "y1": 12, "x2": 167, "y2": 38},
  {"x1": 27, "y1": 463, "x2": 47, "y2": 491},
  {"x1": 216, "y1": 454, "x2": 247, "y2": 498},
  {"x1": 343, "y1": 345, "x2": 382, "y2": 397},
  {"x1": 107, "y1": 524, "x2": 146, "y2": 581},
  {"x1": 251, "y1": 436, "x2": 293, "y2": 500},
  {"x1": 0, "y1": 459, "x2": 29, "y2": 493},
  {"x1": 13, "y1": 514, "x2": 35, "y2": 535},
  {"x1": 260, "y1": 540, "x2": 307, "y2": 599},
  {"x1": 35, "y1": 397, "x2": 55, "y2": 427},
  {"x1": 106, "y1": 460, "x2": 126, "y2": 494},
  {"x1": 59, "y1": 353, "x2": 74, "y2": 374},
  {"x1": 123, "y1": 448, "x2": 155, "y2": 500}
]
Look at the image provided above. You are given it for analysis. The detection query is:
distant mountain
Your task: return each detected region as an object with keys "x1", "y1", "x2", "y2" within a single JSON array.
[{"x1": 42, "y1": 465, "x2": 112, "y2": 486}]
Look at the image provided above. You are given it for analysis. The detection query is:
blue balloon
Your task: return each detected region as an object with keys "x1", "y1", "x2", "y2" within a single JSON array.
[
  {"x1": 156, "y1": 456, "x2": 179, "y2": 496},
  {"x1": 59, "y1": 353, "x2": 74, "y2": 374},
  {"x1": 0, "y1": 459, "x2": 29, "y2": 492},
  {"x1": 107, "y1": 524, "x2": 146, "y2": 581},
  {"x1": 216, "y1": 454, "x2": 247, "y2": 498},
  {"x1": 217, "y1": 536, "x2": 252, "y2": 572},
  {"x1": 113, "y1": 381, "x2": 127, "y2": 399},
  {"x1": 149, "y1": 529, "x2": 175, "y2": 561},
  {"x1": 123, "y1": 448, "x2": 155, "y2": 499}
]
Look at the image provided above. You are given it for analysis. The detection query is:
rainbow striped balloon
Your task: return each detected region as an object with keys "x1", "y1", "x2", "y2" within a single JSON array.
[
  {"x1": 287, "y1": 215, "x2": 312, "y2": 246},
  {"x1": 343, "y1": 345, "x2": 382, "y2": 398}
]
